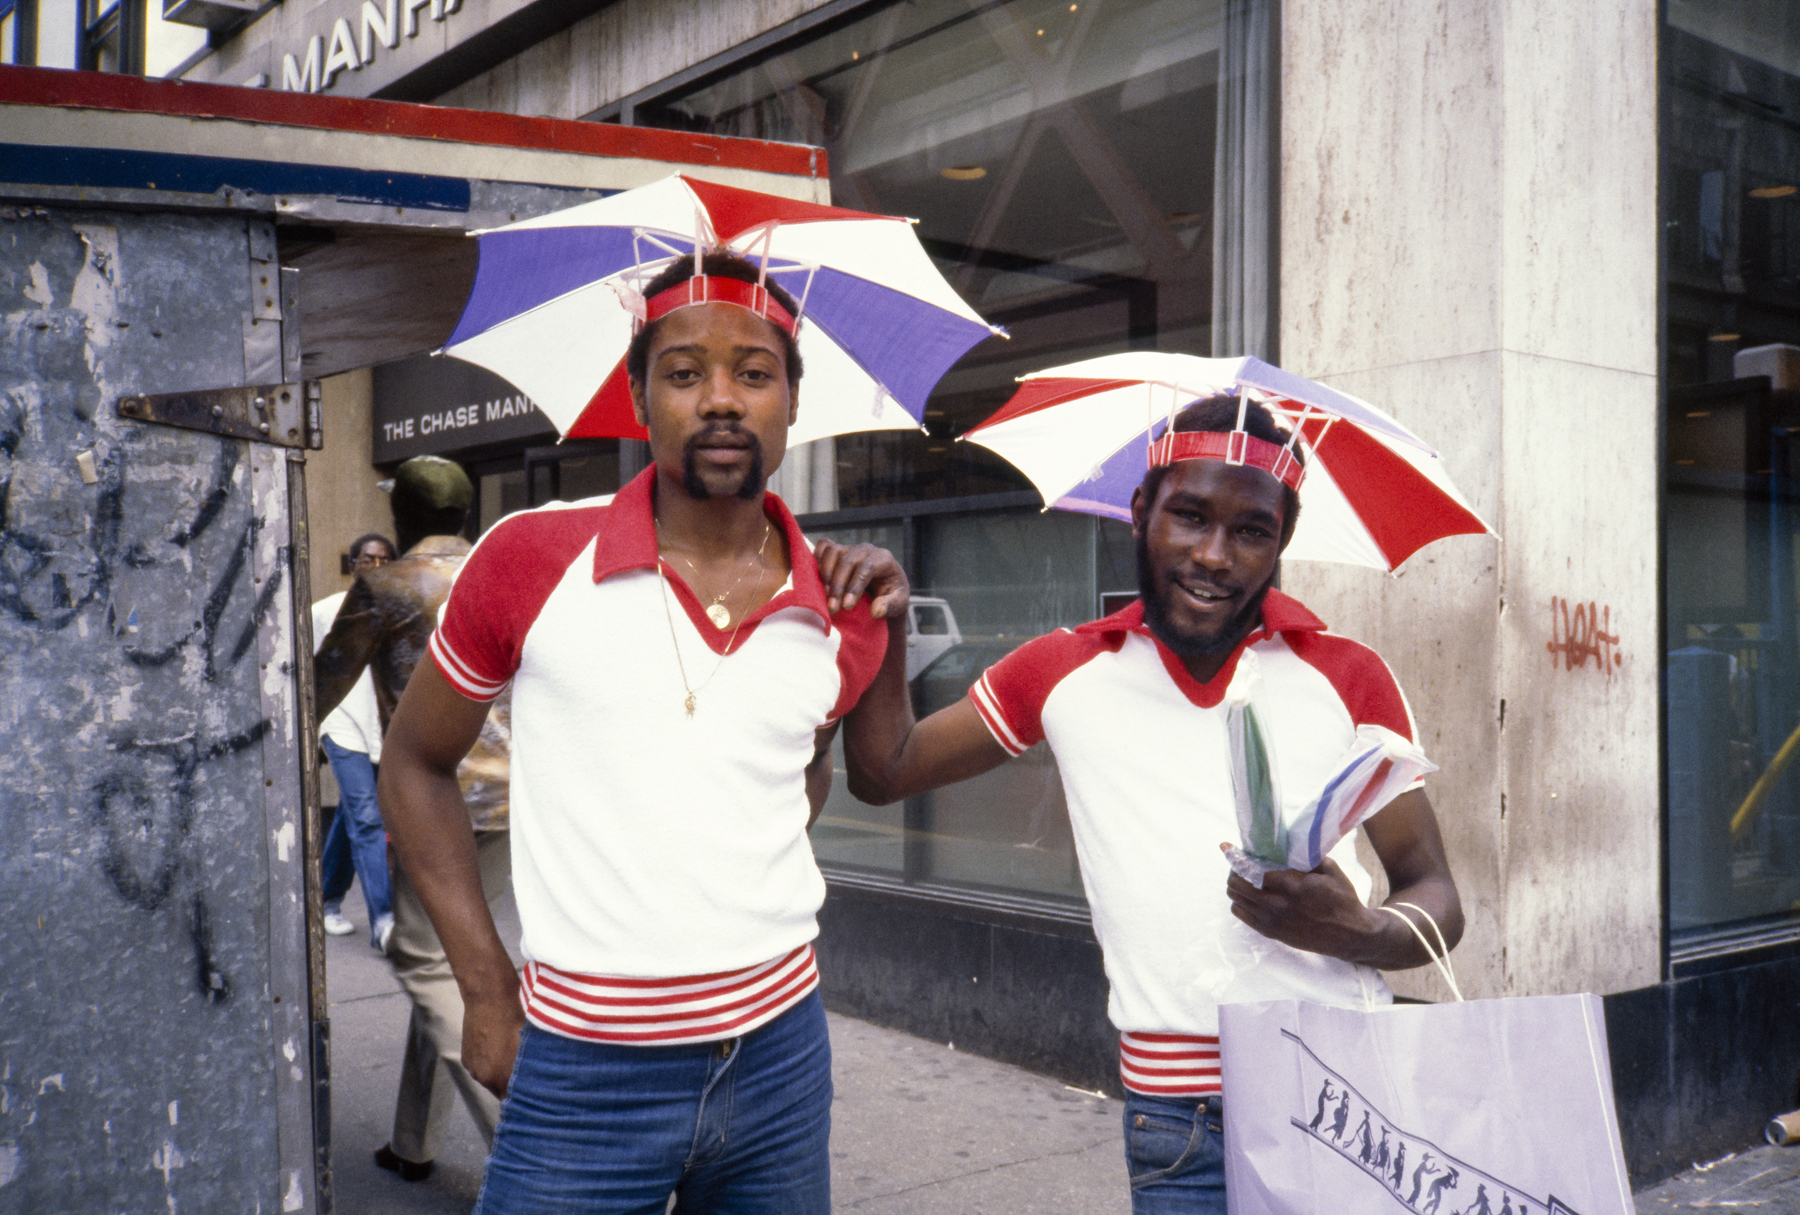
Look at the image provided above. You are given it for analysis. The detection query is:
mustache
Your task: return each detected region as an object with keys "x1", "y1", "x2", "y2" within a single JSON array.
[
  {"x1": 681, "y1": 423, "x2": 766, "y2": 502},
  {"x1": 686, "y1": 422, "x2": 758, "y2": 451}
]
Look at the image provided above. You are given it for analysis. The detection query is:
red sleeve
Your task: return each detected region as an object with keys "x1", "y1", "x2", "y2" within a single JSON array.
[
  {"x1": 429, "y1": 506, "x2": 605, "y2": 702},
  {"x1": 968, "y1": 630, "x2": 1107, "y2": 756},
  {"x1": 825, "y1": 601, "x2": 889, "y2": 722},
  {"x1": 1284, "y1": 631, "x2": 1417, "y2": 741}
]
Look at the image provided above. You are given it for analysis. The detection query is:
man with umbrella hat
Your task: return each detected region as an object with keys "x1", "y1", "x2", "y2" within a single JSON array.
[
  {"x1": 833, "y1": 393, "x2": 1465, "y2": 1214},
  {"x1": 376, "y1": 249, "x2": 908, "y2": 1213}
]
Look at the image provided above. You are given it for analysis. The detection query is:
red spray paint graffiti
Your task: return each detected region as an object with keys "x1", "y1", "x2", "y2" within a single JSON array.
[{"x1": 1547, "y1": 597, "x2": 1622, "y2": 675}]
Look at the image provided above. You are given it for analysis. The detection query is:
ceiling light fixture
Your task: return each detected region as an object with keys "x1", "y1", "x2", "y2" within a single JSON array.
[
  {"x1": 1750, "y1": 185, "x2": 1797, "y2": 199},
  {"x1": 941, "y1": 166, "x2": 987, "y2": 181}
]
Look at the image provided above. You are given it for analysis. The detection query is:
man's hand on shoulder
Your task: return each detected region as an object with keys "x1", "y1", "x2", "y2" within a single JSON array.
[
  {"x1": 1224, "y1": 856, "x2": 1383, "y2": 961},
  {"x1": 462, "y1": 988, "x2": 525, "y2": 1099},
  {"x1": 814, "y1": 539, "x2": 909, "y2": 620}
]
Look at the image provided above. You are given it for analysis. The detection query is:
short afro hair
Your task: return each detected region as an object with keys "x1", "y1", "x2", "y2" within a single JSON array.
[
  {"x1": 625, "y1": 251, "x2": 804, "y2": 388},
  {"x1": 1140, "y1": 394, "x2": 1305, "y2": 550},
  {"x1": 348, "y1": 533, "x2": 395, "y2": 561}
]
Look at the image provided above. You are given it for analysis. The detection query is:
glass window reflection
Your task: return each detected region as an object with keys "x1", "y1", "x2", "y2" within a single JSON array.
[
  {"x1": 1663, "y1": 2, "x2": 1800, "y2": 936},
  {"x1": 639, "y1": 0, "x2": 1255, "y2": 910}
]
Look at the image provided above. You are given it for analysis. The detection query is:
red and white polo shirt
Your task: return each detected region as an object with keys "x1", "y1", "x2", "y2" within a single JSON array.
[
  {"x1": 429, "y1": 468, "x2": 887, "y2": 1045},
  {"x1": 970, "y1": 591, "x2": 1420, "y2": 1096}
]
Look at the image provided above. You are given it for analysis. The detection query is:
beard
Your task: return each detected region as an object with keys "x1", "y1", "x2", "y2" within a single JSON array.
[
  {"x1": 681, "y1": 424, "x2": 766, "y2": 502},
  {"x1": 1135, "y1": 527, "x2": 1273, "y2": 661}
]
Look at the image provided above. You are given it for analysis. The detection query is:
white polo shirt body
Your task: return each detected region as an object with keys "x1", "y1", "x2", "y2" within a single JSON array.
[
  {"x1": 970, "y1": 591, "x2": 1422, "y2": 1096},
  {"x1": 429, "y1": 468, "x2": 887, "y2": 1045}
]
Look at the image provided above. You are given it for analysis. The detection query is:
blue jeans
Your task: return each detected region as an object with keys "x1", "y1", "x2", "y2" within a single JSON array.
[
  {"x1": 320, "y1": 737, "x2": 392, "y2": 933},
  {"x1": 1124, "y1": 1092, "x2": 1226, "y2": 1214},
  {"x1": 477, "y1": 991, "x2": 832, "y2": 1215}
]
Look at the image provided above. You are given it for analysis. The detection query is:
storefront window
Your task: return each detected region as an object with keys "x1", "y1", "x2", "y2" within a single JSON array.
[
  {"x1": 634, "y1": 0, "x2": 1272, "y2": 909},
  {"x1": 1663, "y1": 2, "x2": 1800, "y2": 937},
  {"x1": 808, "y1": 508, "x2": 1135, "y2": 899},
  {"x1": 472, "y1": 444, "x2": 624, "y2": 535}
]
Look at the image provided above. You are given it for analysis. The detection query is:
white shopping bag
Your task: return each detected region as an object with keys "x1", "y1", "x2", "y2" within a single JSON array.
[{"x1": 1220, "y1": 992, "x2": 1633, "y2": 1215}]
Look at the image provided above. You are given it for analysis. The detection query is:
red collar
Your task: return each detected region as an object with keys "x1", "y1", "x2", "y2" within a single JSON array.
[
  {"x1": 590, "y1": 466, "x2": 832, "y2": 633},
  {"x1": 1076, "y1": 587, "x2": 1326, "y2": 708}
]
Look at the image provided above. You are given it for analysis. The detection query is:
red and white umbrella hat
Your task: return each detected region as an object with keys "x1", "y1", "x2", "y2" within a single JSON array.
[
  {"x1": 441, "y1": 174, "x2": 1005, "y2": 447},
  {"x1": 961, "y1": 352, "x2": 1497, "y2": 572}
]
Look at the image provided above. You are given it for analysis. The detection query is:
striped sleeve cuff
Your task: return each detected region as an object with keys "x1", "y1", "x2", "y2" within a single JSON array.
[
  {"x1": 429, "y1": 629, "x2": 508, "y2": 701},
  {"x1": 969, "y1": 673, "x2": 1029, "y2": 756}
]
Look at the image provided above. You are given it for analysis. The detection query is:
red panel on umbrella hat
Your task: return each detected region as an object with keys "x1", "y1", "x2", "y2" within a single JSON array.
[
  {"x1": 567, "y1": 359, "x2": 650, "y2": 441},
  {"x1": 1298, "y1": 416, "x2": 1488, "y2": 570},
  {"x1": 679, "y1": 176, "x2": 907, "y2": 243}
]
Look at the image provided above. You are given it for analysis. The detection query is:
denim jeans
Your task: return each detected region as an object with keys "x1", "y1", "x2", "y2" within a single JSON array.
[
  {"x1": 477, "y1": 990, "x2": 832, "y2": 1215},
  {"x1": 1124, "y1": 1092, "x2": 1226, "y2": 1215},
  {"x1": 319, "y1": 737, "x2": 392, "y2": 933}
]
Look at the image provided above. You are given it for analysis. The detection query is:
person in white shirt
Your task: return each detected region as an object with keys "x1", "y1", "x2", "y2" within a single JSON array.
[
  {"x1": 313, "y1": 532, "x2": 396, "y2": 947},
  {"x1": 837, "y1": 394, "x2": 1464, "y2": 1215},
  {"x1": 377, "y1": 252, "x2": 905, "y2": 1213}
]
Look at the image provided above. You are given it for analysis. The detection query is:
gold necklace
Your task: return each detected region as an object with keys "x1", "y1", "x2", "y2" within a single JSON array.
[
  {"x1": 658, "y1": 521, "x2": 772, "y2": 628},
  {"x1": 656, "y1": 547, "x2": 772, "y2": 719}
]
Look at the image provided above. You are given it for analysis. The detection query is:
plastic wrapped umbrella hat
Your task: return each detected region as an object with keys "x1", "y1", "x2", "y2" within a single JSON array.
[
  {"x1": 959, "y1": 352, "x2": 1497, "y2": 572},
  {"x1": 439, "y1": 173, "x2": 1006, "y2": 448}
]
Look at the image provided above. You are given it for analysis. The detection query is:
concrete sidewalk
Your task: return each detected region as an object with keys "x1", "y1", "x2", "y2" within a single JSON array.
[
  {"x1": 1636, "y1": 1146, "x2": 1800, "y2": 1211},
  {"x1": 322, "y1": 886, "x2": 1128, "y2": 1214},
  {"x1": 321, "y1": 886, "x2": 1800, "y2": 1213}
]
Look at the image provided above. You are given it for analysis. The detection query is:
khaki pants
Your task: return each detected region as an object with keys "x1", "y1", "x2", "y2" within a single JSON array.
[{"x1": 387, "y1": 828, "x2": 511, "y2": 1165}]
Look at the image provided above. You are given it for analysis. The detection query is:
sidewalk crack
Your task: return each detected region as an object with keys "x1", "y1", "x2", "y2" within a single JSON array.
[{"x1": 842, "y1": 1135, "x2": 1117, "y2": 1208}]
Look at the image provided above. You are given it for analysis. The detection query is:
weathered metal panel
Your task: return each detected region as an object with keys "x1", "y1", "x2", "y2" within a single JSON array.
[{"x1": 0, "y1": 206, "x2": 313, "y2": 1212}]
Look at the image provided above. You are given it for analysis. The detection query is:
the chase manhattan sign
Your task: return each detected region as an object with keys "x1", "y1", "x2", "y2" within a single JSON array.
[{"x1": 372, "y1": 354, "x2": 556, "y2": 464}]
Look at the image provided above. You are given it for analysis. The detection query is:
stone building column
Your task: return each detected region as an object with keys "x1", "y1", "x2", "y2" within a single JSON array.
[{"x1": 1278, "y1": 0, "x2": 1660, "y2": 1000}]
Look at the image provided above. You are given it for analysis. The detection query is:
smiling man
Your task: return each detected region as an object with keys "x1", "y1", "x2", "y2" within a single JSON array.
[
  {"x1": 837, "y1": 394, "x2": 1463, "y2": 1214},
  {"x1": 376, "y1": 251, "x2": 905, "y2": 1214}
]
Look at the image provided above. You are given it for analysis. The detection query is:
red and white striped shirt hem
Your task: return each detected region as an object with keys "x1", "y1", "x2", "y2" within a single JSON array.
[
  {"x1": 520, "y1": 944, "x2": 820, "y2": 1046},
  {"x1": 1119, "y1": 1031, "x2": 1221, "y2": 1097}
]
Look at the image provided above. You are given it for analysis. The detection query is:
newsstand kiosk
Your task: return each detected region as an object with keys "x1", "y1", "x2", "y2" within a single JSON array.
[{"x1": 0, "y1": 66, "x2": 825, "y2": 1214}]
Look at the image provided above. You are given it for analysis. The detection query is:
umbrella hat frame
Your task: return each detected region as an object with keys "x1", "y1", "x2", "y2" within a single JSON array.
[
  {"x1": 961, "y1": 353, "x2": 1497, "y2": 573},
  {"x1": 440, "y1": 174, "x2": 1006, "y2": 448}
]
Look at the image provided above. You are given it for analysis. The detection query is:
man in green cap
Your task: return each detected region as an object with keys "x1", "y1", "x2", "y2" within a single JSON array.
[{"x1": 315, "y1": 454, "x2": 513, "y2": 1183}]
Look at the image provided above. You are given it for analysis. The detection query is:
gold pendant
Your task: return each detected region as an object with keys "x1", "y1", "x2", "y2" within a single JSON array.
[
  {"x1": 684, "y1": 692, "x2": 697, "y2": 718},
  {"x1": 706, "y1": 603, "x2": 731, "y2": 629}
]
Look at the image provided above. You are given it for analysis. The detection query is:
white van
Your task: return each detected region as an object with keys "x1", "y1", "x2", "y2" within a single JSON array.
[{"x1": 906, "y1": 596, "x2": 963, "y2": 680}]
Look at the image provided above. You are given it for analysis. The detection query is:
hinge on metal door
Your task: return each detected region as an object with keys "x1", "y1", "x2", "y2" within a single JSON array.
[{"x1": 117, "y1": 381, "x2": 323, "y2": 449}]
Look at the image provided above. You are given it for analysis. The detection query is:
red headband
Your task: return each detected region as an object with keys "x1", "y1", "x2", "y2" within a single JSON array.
[
  {"x1": 1148, "y1": 429, "x2": 1306, "y2": 492},
  {"x1": 641, "y1": 275, "x2": 798, "y2": 335}
]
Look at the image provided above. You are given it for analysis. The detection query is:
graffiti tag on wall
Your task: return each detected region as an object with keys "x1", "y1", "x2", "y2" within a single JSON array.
[{"x1": 1547, "y1": 598, "x2": 1622, "y2": 677}]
